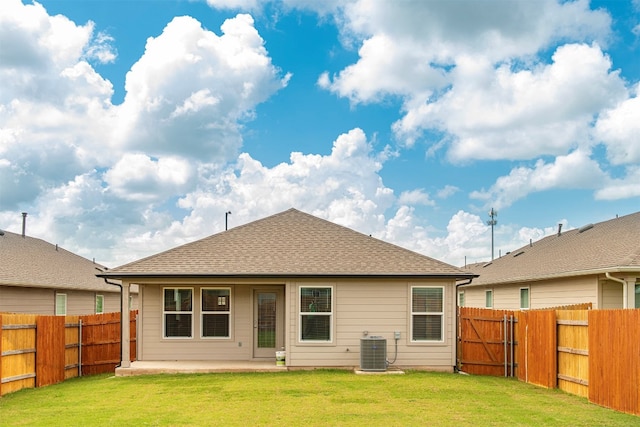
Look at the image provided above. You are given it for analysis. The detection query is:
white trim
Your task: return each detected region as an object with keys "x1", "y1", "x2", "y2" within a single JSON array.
[
  {"x1": 200, "y1": 287, "x2": 232, "y2": 339},
  {"x1": 519, "y1": 287, "x2": 530, "y2": 310},
  {"x1": 162, "y1": 287, "x2": 194, "y2": 339},
  {"x1": 410, "y1": 285, "x2": 445, "y2": 343},
  {"x1": 485, "y1": 289, "x2": 493, "y2": 308},
  {"x1": 95, "y1": 294, "x2": 104, "y2": 314},
  {"x1": 55, "y1": 292, "x2": 67, "y2": 316},
  {"x1": 298, "y1": 285, "x2": 334, "y2": 344}
]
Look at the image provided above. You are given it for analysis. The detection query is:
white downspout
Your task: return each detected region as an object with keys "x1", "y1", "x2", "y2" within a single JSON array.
[{"x1": 605, "y1": 272, "x2": 628, "y2": 309}]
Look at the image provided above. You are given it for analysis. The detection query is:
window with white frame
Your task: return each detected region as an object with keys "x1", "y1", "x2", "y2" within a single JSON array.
[
  {"x1": 299, "y1": 286, "x2": 332, "y2": 342},
  {"x1": 411, "y1": 286, "x2": 444, "y2": 342},
  {"x1": 163, "y1": 288, "x2": 193, "y2": 338},
  {"x1": 485, "y1": 290, "x2": 493, "y2": 308},
  {"x1": 458, "y1": 291, "x2": 465, "y2": 307},
  {"x1": 55, "y1": 293, "x2": 67, "y2": 316},
  {"x1": 635, "y1": 282, "x2": 639, "y2": 309},
  {"x1": 95, "y1": 294, "x2": 104, "y2": 314},
  {"x1": 201, "y1": 288, "x2": 231, "y2": 338},
  {"x1": 520, "y1": 287, "x2": 530, "y2": 309}
]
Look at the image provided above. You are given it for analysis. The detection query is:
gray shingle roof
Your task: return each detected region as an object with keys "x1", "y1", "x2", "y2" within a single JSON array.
[
  {"x1": 103, "y1": 208, "x2": 470, "y2": 278},
  {"x1": 0, "y1": 230, "x2": 120, "y2": 292},
  {"x1": 461, "y1": 211, "x2": 640, "y2": 286}
]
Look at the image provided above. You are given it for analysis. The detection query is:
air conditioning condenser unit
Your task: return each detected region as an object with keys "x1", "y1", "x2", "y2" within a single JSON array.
[{"x1": 360, "y1": 336, "x2": 387, "y2": 371}]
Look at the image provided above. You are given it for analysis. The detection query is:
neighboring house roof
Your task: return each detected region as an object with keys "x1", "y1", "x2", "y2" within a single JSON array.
[
  {"x1": 461, "y1": 211, "x2": 640, "y2": 287},
  {"x1": 0, "y1": 229, "x2": 120, "y2": 293},
  {"x1": 101, "y1": 208, "x2": 473, "y2": 279}
]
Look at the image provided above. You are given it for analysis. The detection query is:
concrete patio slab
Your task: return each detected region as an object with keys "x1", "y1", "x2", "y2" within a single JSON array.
[{"x1": 115, "y1": 360, "x2": 287, "y2": 376}]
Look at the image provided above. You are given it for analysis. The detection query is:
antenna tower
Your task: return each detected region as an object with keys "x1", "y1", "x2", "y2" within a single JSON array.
[{"x1": 487, "y1": 208, "x2": 498, "y2": 260}]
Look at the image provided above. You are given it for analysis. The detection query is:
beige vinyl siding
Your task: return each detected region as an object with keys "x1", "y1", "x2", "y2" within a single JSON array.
[
  {"x1": 287, "y1": 279, "x2": 455, "y2": 371},
  {"x1": 138, "y1": 282, "x2": 272, "y2": 361},
  {"x1": 136, "y1": 277, "x2": 456, "y2": 370},
  {"x1": 530, "y1": 276, "x2": 598, "y2": 309},
  {"x1": 103, "y1": 293, "x2": 123, "y2": 313},
  {"x1": 0, "y1": 286, "x2": 55, "y2": 314},
  {"x1": 0, "y1": 286, "x2": 122, "y2": 315},
  {"x1": 461, "y1": 287, "x2": 485, "y2": 308},
  {"x1": 464, "y1": 285, "x2": 522, "y2": 310},
  {"x1": 462, "y1": 276, "x2": 600, "y2": 310},
  {"x1": 600, "y1": 280, "x2": 624, "y2": 309}
]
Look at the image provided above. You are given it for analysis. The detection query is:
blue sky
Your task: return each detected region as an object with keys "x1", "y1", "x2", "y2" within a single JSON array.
[{"x1": 1, "y1": 0, "x2": 639, "y2": 268}]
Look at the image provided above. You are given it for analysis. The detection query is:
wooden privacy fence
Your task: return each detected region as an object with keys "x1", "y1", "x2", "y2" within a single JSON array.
[
  {"x1": 0, "y1": 310, "x2": 136, "y2": 396},
  {"x1": 458, "y1": 306, "x2": 640, "y2": 417}
]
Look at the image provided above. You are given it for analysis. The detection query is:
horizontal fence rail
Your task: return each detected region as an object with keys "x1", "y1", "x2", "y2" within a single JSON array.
[
  {"x1": 458, "y1": 304, "x2": 640, "y2": 417},
  {"x1": 0, "y1": 311, "x2": 137, "y2": 396}
]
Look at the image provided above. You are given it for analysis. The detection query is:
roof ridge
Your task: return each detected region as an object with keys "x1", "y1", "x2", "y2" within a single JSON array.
[{"x1": 105, "y1": 208, "x2": 469, "y2": 277}]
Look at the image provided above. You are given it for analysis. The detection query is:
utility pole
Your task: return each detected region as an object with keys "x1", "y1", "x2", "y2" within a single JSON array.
[
  {"x1": 487, "y1": 208, "x2": 498, "y2": 260},
  {"x1": 225, "y1": 211, "x2": 231, "y2": 230}
]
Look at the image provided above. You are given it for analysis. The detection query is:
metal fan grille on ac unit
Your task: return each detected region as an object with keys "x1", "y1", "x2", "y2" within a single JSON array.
[{"x1": 360, "y1": 337, "x2": 387, "y2": 371}]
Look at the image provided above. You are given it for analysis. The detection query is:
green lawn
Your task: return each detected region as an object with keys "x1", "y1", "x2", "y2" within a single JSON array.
[{"x1": 0, "y1": 370, "x2": 637, "y2": 426}]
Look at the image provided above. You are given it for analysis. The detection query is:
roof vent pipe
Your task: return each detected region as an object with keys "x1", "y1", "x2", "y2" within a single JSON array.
[
  {"x1": 557, "y1": 223, "x2": 562, "y2": 236},
  {"x1": 21, "y1": 212, "x2": 27, "y2": 237}
]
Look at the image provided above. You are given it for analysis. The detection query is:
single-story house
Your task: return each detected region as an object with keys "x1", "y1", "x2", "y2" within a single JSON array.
[
  {"x1": 458, "y1": 211, "x2": 640, "y2": 310},
  {"x1": 0, "y1": 228, "x2": 137, "y2": 315},
  {"x1": 99, "y1": 208, "x2": 475, "y2": 371}
]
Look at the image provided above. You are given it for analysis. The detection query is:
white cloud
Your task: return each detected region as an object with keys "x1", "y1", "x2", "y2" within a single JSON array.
[
  {"x1": 0, "y1": 0, "x2": 117, "y2": 208},
  {"x1": 470, "y1": 150, "x2": 607, "y2": 209},
  {"x1": 437, "y1": 185, "x2": 459, "y2": 199},
  {"x1": 595, "y1": 83, "x2": 640, "y2": 165},
  {"x1": 321, "y1": 0, "x2": 611, "y2": 104},
  {"x1": 206, "y1": 0, "x2": 262, "y2": 11},
  {"x1": 395, "y1": 43, "x2": 627, "y2": 159},
  {"x1": 104, "y1": 154, "x2": 196, "y2": 202},
  {"x1": 177, "y1": 127, "x2": 394, "y2": 233},
  {"x1": 115, "y1": 14, "x2": 288, "y2": 161},
  {"x1": 84, "y1": 30, "x2": 117, "y2": 64},
  {"x1": 398, "y1": 189, "x2": 435, "y2": 206},
  {"x1": 595, "y1": 166, "x2": 640, "y2": 200}
]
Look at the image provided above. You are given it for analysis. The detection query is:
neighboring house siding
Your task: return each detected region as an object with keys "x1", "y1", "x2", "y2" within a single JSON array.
[
  {"x1": 0, "y1": 285, "x2": 123, "y2": 315},
  {"x1": 530, "y1": 277, "x2": 597, "y2": 309},
  {"x1": 0, "y1": 286, "x2": 55, "y2": 314},
  {"x1": 600, "y1": 280, "x2": 624, "y2": 309},
  {"x1": 64, "y1": 290, "x2": 121, "y2": 315},
  {"x1": 463, "y1": 276, "x2": 599, "y2": 310}
]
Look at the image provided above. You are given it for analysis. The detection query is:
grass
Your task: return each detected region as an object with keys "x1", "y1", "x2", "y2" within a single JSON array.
[{"x1": 0, "y1": 370, "x2": 637, "y2": 426}]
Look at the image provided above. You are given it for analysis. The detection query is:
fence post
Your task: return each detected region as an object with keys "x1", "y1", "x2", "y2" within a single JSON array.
[
  {"x1": 78, "y1": 319, "x2": 82, "y2": 377},
  {"x1": 0, "y1": 314, "x2": 3, "y2": 396},
  {"x1": 503, "y1": 315, "x2": 508, "y2": 377},
  {"x1": 510, "y1": 315, "x2": 514, "y2": 377}
]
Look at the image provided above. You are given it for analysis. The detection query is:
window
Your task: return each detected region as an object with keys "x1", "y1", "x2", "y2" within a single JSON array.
[
  {"x1": 635, "y1": 283, "x2": 640, "y2": 309},
  {"x1": 520, "y1": 288, "x2": 530, "y2": 309},
  {"x1": 201, "y1": 288, "x2": 231, "y2": 338},
  {"x1": 458, "y1": 291, "x2": 465, "y2": 307},
  {"x1": 95, "y1": 295, "x2": 104, "y2": 314},
  {"x1": 485, "y1": 290, "x2": 493, "y2": 308},
  {"x1": 55, "y1": 293, "x2": 67, "y2": 316},
  {"x1": 163, "y1": 288, "x2": 193, "y2": 338},
  {"x1": 411, "y1": 286, "x2": 444, "y2": 342},
  {"x1": 300, "y1": 286, "x2": 332, "y2": 342}
]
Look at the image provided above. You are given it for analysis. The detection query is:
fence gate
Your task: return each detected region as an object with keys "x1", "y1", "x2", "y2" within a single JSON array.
[{"x1": 458, "y1": 307, "x2": 516, "y2": 376}]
